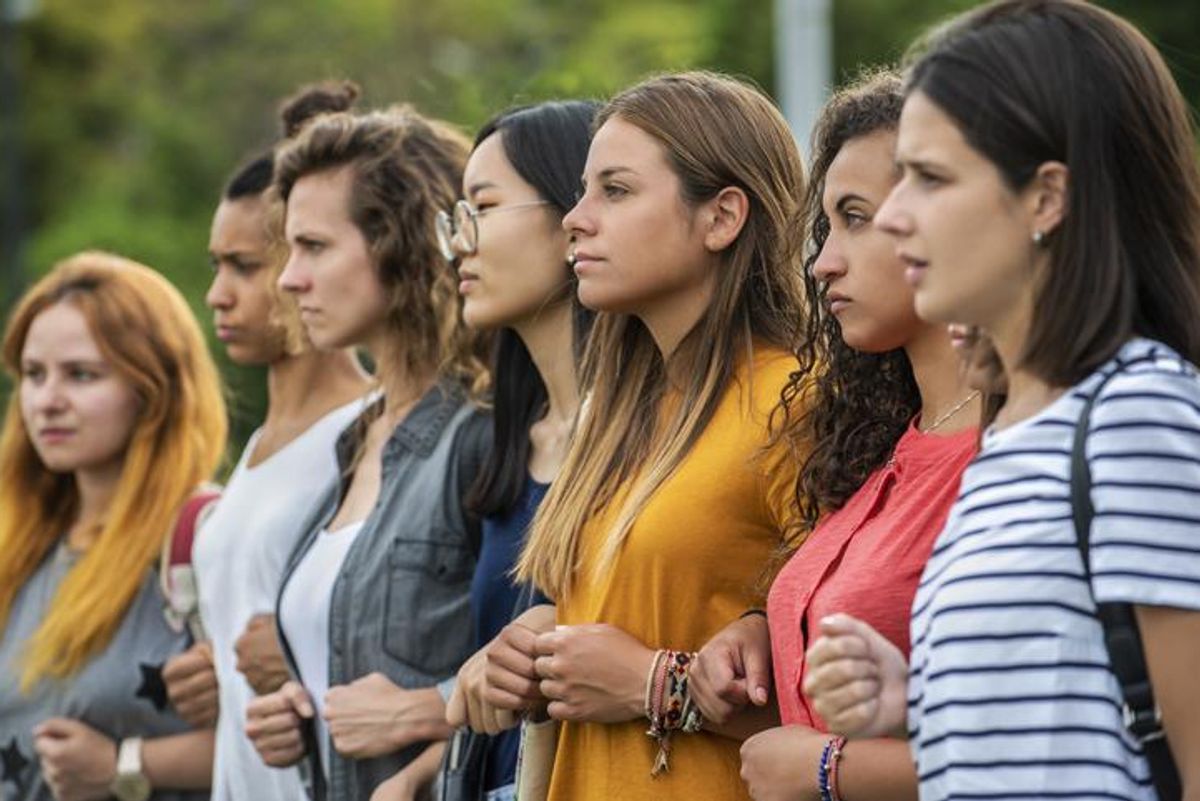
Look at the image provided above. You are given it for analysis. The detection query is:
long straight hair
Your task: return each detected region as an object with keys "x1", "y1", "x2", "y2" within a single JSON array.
[
  {"x1": 906, "y1": 0, "x2": 1200, "y2": 389},
  {"x1": 516, "y1": 72, "x2": 807, "y2": 601},
  {"x1": 0, "y1": 252, "x2": 227, "y2": 689},
  {"x1": 466, "y1": 101, "x2": 599, "y2": 519}
]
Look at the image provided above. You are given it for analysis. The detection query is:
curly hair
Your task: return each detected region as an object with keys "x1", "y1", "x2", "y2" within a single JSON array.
[
  {"x1": 273, "y1": 105, "x2": 487, "y2": 396},
  {"x1": 775, "y1": 68, "x2": 914, "y2": 537}
]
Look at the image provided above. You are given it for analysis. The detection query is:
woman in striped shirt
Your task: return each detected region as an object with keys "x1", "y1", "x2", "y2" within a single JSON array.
[{"x1": 804, "y1": 2, "x2": 1200, "y2": 800}]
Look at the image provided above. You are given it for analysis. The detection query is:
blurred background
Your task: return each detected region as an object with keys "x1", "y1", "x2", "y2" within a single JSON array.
[{"x1": 2, "y1": 0, "x2": 1198, "y2": 455}]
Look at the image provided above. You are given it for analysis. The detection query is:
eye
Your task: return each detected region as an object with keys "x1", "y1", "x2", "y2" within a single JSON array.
[
  {"x1": 913, "y1": 168, "x2": 944, "y2": 188},
  {"x1": 602, "y1": 183, "x2": 628, "y2": 200},
  {"x1": 843, "y1": 210, "x2": 870, "y2": 230},
  {"x1": 21, "y1": 365, "x2": 44, "y2": 383},
  {"x1": 233, "y1": 259, "x2": 262, "y2": 275},
  {"x1": 69, "y1": 367, "x2": 99, "y2": 382}
]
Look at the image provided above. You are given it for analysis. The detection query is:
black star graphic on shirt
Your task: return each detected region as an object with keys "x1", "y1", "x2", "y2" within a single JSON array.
[
  {"x1": 135, "y1": 661, "x2": 169, "y2": 712},
  {"x1": 1, "y1": 737, "x2": 29, "y2": 789}
]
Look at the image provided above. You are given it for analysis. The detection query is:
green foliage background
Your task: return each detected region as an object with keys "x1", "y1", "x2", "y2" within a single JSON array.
[{"x1": 3, "y1": 0, "x2": 1198, "y2": 456}]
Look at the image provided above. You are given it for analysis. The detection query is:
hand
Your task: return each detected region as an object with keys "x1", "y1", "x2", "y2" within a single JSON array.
[
  {"x1": 235, "y1": 614, "x2": 290, "y2": 696},
  {"x1": 447, "y1": 647, "x2": 518, "y2": 735},
  {"x1": 325, "y1": 673, "x2": 450, "y2": 758},
  {"x1": 802, "y1": 615, "x2": 908, "y2": 738},
  {"x1": 31, "y1": 718, "x2": 117, "y2": 801},
  {"x1": 368, "y1": 770, "x2": 418, "y2": 801},
  {"x1": 162, "y1": 641, "x2": 219, "y2": 728},
  {"x1": 367, "y1": 741, "x2": 446, "y2": 801},
  {"x1": 739, "y1": 725, "x2": 828, "y2": 801},
  {"x1": 245, "y1": 680, "x2": 312, "y2": 767},
  {"x1": 483, "y1": 607, "x2": 556, "y2": 714},
  {"x1": 533, "y1": 623, "x2": 655, "y2": 724},
  {"x1": 691, "y1": 613, "x2": 773, "y2": 726}
]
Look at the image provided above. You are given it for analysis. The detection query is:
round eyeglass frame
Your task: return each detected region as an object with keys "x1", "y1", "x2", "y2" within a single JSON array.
[{"x1": 435, "y1": 199, "x2": 552, "y2": 262}]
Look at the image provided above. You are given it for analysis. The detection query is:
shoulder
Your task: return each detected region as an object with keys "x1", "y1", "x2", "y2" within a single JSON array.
[{"x1": 1089, "y1": 339, "x2": 1200, "y2": 439}]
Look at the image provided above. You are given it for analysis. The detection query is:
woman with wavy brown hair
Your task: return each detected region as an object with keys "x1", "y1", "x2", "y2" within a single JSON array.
[
  {"x1": 688, "y1": 69, "x2": 980, "y2": 801},
  {"x1": 0, "y1": 251, "x2": 227, "y2": 801},
  {"x1": 242, "y1": 105, "x2": 491, "y2": 801}
]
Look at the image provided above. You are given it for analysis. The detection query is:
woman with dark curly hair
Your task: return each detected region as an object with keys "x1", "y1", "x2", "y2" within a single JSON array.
[{"x1": 689, "y1": 69, "x2": 980, "y2": 801}]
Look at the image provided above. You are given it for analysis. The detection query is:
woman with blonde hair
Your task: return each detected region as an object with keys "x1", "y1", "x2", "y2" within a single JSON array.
[
  {"x1": 0, "y1": 251, "x2": 226, "y2": 801},
  {"x1": 480, "y1": 71, "x2": 809, "y2": 800}
]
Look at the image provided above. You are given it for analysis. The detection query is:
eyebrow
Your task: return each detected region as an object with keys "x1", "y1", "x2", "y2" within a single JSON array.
[
  {"x1": 467, "y1": 180, "x2": 498, "y2": 197},
  {"x1": 581, "y1": 166, "x2": 637, "y2": 185},
  {"x1": 834, "y1": 193, "x2": 871, "y2": 212}
]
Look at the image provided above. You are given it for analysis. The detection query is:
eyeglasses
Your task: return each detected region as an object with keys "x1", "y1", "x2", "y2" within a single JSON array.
[{"x1": 435, "y1": 199, "x2": 552, "y2": 262}]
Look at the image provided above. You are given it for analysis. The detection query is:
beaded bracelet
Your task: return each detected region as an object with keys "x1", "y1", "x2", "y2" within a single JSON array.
[
  {"x1": 643, "y1": 649, "x2": 704, "y2": 776},
  {"x1": 817, "y1": 735, "x2": 847, "y2": 801}
]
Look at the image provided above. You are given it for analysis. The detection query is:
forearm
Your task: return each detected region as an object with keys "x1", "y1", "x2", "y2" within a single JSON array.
[
  {"x1": 398, "y1": 740, "x2": 447, "y2": 795},
  {"x1": 142, "y1": 730, "x2": 215, "y2": 790},
  {"x1": 705, "y1": 701, "x2": 780, "y2": 741},
  {"x1": 837, "y1": 738, "x2": 917, "y2": 801},
  {"x1": 390, "y1": 687, "x2": 452, "y2": 748}
]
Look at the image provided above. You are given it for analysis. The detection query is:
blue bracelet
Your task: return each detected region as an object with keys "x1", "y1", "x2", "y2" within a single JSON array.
[{"x1": 817, "y1": 737, "x2": 836, "y2": 801}]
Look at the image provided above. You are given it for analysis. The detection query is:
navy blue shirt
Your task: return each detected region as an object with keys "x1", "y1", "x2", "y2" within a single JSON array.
[{"x1": 470, "y1": 476, "x2": 549, "y2": 791}]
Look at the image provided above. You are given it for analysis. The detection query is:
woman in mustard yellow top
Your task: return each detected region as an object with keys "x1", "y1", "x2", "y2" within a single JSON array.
[{"x1": 502, "y1": 71, "x2": 811, "y2": 801}]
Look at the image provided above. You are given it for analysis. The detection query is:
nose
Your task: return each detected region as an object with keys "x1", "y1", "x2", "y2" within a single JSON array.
[
  {"x1": 205, "y1": 265, "x2": 235, "y2": 310},
  {"x1": 874, "y1": 181, "x2": 913, "y2": 239},
  {"x1": 29, "y1": 374, "x2": 68, "y2": 416},
  {"x1": 561, "y1": 191, "x2": 595, "y2": 240},
  {"x1": 812, "y1": 231, "x2": 847, "y2": 284},
  {"x1": 277, "y1": 249, "x2": 307, "y2": 296}
]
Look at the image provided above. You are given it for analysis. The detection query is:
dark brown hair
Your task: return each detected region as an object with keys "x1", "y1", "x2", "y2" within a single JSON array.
[
  {"x1": 906, "y1": 0, "x2": 1200, "y2": 392},
  {"x1": 774, "y1": 68, "x2": 912, "y2": 535},
  {"x1": 278, "y1": 79, "x2": 361, "y2": 139},
  {"x1": 273, "y1": 106, "x2": 487, "y2": 394}
]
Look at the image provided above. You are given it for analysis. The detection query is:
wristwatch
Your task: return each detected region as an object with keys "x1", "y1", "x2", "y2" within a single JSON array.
[{"x1": 109, "y1": 737, "x2": 151, "y2": 801}]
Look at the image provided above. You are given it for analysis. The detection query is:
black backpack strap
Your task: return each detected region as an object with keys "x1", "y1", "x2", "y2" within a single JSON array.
[{"x1": 1070, "y1": 360, "x2": 1182, "y2": 801}]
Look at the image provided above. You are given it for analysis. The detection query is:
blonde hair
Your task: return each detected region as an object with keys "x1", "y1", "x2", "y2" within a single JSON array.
[
  {"x1": 516, "y1": 72, "x2": 807, "y2": 600},
  {"x1": 0, "y1": 251, "x2": 227, "y2": 689}
]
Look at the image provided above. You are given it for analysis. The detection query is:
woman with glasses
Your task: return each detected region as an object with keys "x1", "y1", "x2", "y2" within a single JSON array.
[{"x1": 369, "y1": 100, "x2": 598, "y2": 801}]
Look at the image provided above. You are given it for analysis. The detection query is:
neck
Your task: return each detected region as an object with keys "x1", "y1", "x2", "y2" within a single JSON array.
[
  {"x1": 69, "y1": 463, "x2": 123, "y2": 550},
  {"x1": 265, "y1": 348, "x2": 369, "y2": 422},
  {"x1": 988, "y1": 303, "x2": 1061, "y2": 429},
  {"x1": 640, "y1": 270, "x2": 718, "y2": 361},
  {"x1": 514, "y1": 302, "x2": 580, "y2": 426},
  {"x1": 365, "y1": 333, "x2": 437, "y2": 424},
  {"x1": 905, "y1": 321, "x2": 979, "y2": 434}
]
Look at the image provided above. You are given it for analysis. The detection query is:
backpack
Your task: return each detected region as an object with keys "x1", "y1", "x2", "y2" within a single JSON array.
[
  {"x1": 159, "y1": 485, "x2": 221, "y2": 642},
  {"x1": 1070, "y1": 360, "x2": 1181, "y2": 801}
]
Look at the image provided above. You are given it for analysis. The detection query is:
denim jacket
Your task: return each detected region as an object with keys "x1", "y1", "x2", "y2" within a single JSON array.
[{"x1": 275, "y1": 384, "x2": 490, "y2": 801}]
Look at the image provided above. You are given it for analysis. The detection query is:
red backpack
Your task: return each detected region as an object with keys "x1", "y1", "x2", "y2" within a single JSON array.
[{"x1": 159, "y1": 486, "x2": 221, "y2": 641}]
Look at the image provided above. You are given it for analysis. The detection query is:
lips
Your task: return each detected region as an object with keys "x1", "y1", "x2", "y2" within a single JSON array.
[
  {"x1": 215, "y1": 324, "x2": 239, "y2": 342},
  {"x1": 571, "y1": 251, "x2": 604, "y2": 272},
  {"x1": 899, "y1": 252, "x2": 929, "y2": 287},
  {"x1": 826, "y1": 291, "x2": 851, "y2": 315},
  {"x1": 38, "y1": 428, "x2": 74, "y2": 444}
]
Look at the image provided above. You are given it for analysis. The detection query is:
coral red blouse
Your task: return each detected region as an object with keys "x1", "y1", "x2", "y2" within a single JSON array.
[{"x1": 767, "y1": 420, "x2": 978, "y2": 728}]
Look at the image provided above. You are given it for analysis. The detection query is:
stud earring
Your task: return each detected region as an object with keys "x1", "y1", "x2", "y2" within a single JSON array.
[{"x1": 1032, "y1": 230, "x2": 1045, "y2": 246}]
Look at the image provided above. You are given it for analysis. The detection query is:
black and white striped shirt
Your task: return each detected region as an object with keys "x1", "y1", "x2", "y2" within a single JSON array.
[{"x1": 909, "y1": 338, "x2": 1200, "y2": 801}]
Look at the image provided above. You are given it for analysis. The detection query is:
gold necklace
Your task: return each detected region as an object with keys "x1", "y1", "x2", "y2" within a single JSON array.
[{"x1": 921, "y1": 390, "x2": 982, "y2": 434}]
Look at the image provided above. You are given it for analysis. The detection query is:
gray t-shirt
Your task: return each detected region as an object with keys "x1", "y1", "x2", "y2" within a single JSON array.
[{"x1": 0, "y1": 542, "x2": 207, "y2": 801}]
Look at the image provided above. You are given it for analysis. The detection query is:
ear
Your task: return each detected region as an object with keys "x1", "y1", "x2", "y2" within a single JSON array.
[
  {"x1": 1028, "y1": 161, "x2": 1068, "y2": 240},
  {"x1": 702, "y1": 186, "x2": 750, "y2": 253}
]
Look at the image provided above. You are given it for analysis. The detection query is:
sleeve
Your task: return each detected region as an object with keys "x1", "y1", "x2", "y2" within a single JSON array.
[{"x1": 1088, "y1": 366, "x2": 1200, "y2": 610}]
